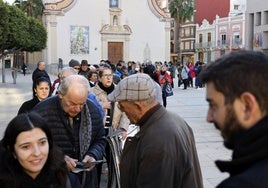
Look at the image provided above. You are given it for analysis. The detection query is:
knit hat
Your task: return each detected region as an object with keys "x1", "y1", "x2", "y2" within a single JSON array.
[
  {"x1": 69, "y1": 59, "x2": 80, "y2": 68},
  {"x1": 81, "y1": 60, "x2": 88, "y2": 66},
  {"x1": 108, "y1": 73, "x2": 156, "y2": 102}
]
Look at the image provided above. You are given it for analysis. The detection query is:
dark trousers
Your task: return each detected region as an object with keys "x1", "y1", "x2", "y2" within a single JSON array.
[
  {"x1": 188, "y1": 77, "x2": 193, "y2": 87},
  {"x1": 162, "y1": 93, "x2": 167, "y2": 107},
  {"x1": 182, "y1": 79, "x2": 188, "y2": 89}
]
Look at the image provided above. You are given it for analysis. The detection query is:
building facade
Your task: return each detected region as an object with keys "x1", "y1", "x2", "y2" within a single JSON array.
[
  {"x1": 195, "y1": 0, "x2": 247, "y2": 63},
  {"x1": 245, "y1": 0, "x2": 268, "y2": 55},
  {"x1": 180, "y1": 19, "x2": 196, "y2": 65},
  {"x1": 195, "y1": 19, "x2": 216, "y2": 63},
  {"x1": 42, "y1": 0, "x2": 171, "y2": 71},
  {"x1": 214, "y1": 13, "x2": 246, "y2": 59}
]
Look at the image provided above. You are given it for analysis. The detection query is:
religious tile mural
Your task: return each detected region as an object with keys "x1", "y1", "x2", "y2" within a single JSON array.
[{"x1": 70, "y1": 26, "x2": 89, "y2": 55}]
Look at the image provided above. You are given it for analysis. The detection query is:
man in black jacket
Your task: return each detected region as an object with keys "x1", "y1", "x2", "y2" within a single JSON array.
[
  {"x1": 32, "y1": 75, "x2": 106, "y2": 188},
  {"x1": 32, "y1": 61, "x2": 51, "y2": 83},
  {"x1": 200, "y1": 50, "x2": 268, "y2": 188},
  {"x1": 108, "y1": 73, "x2": 203, "y2": 188}
]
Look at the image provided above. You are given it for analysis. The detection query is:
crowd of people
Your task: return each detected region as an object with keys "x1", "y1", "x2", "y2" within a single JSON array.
[{"x1": 1, "y1": 50, "x2": 268, "y2": 188}]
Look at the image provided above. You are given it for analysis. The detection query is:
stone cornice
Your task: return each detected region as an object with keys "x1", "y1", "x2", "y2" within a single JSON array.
[
  {"x1": 43, "y1": 0, "x2": 76, "y2": 15},
  {"x1": 147, "y1": 0, "x2": 171, "y2": 21}
]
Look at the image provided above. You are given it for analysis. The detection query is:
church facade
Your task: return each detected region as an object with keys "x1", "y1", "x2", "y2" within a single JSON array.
[{"x1": 42, "y1": 0, "x2": 171, "y2": 67}]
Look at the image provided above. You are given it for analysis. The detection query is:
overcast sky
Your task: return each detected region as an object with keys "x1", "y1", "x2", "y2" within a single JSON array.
[{"x1": 3, "y1": 0, "x2": 15, "y2": 5}]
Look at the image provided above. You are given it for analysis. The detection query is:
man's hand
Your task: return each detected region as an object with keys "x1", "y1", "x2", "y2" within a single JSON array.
[
  {"x1": 65, "y1": 155, "x2": 78, "y2": 171},
  {"x1": 82, "y1": 155, "x2": 96, "y2": 171},
  {"x1": 121, "y1": 129, "x2": 127, "y2": 140},
  {"x1": 102, "y1": 101, "x2": 111, "y2": 109}
]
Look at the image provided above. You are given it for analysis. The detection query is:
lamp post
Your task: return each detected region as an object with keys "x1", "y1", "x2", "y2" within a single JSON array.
[
  {"x1": 1, "y1": 55, "x2": 5, "y2": 83},
  {"x1": 1, "y1": 50, "x2": 8, "y2": 83}
]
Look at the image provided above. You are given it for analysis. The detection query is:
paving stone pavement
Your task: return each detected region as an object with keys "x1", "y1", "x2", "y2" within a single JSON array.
[{"x1": 0, "y1": 68, "x2": 232, "y2": 188}]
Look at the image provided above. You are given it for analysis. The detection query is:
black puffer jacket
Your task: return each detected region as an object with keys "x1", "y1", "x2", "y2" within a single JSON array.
[{"x1": 32, "y1": 95, "x2": 106, "y2": 160}]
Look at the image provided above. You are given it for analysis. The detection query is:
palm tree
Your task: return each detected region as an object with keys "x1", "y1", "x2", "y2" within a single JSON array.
[
  {"x1": 169, "y1": 0, "x2": 194, "y2": 63},
  {"x1": 13, "y1": 0, "x2": 44, "y2": 18}
]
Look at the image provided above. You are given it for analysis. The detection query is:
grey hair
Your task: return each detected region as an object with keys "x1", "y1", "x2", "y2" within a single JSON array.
[
  {"x1": 58, "y1": 75, "x2": 89, "y2": 96},
  {"x1": 60, "y1": 67, "x2": 77, "y2": 75}
]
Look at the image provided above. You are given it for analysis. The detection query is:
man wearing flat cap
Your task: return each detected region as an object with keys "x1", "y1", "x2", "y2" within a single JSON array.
[{"x1": 108, "y1": 73, "x2": 203, "y2": 188}]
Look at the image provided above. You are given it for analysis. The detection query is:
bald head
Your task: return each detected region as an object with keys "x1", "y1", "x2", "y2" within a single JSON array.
[
  {"x1": 37, "y1": 61, "x2": 46, "y2": 70},
  {"x1": 58, "y1": 75, "x2": 89, "y2": 117},
  {"x1": 58, "y1": 75, "x2": 89, "y2": 96},
  {"x1": 60, "y1": 67, "x2": 78, "y2": 81}
]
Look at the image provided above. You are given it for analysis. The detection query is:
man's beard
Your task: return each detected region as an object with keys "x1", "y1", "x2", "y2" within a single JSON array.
[{"x1": 214, "y1": 106, "x2": 244, "y2": 149}]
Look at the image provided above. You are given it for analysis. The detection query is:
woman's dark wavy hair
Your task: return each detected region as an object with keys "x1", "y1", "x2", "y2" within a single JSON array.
[
  {"x1": 0, "y1": 112, "x2": 68, "y2": 187},
  {"x1": 32, "y1": 76, "x2": 52, "y2": 98},
  {"x1": 199, "y1": 50, "x2": 268, "y2": 113}
]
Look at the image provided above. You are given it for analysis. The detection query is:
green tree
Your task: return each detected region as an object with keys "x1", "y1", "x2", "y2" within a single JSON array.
[
  {"x1": 169, "y1": 0, "x2": 194, "y2": 63},
  {"x1": 0, "y1": 0, "x2": 47, "y2": 82},
  {"x1": 13, "y1": 0, "x2": 45, "y2": 66},
  {"x1": 0, "y1": 1, "x2": 29, "y2": 57},
  {"x1": 0, "y1": 0, "x2": 10, "y2": 53},
  {"x1": 0, "y1": 3, "x2": 46, "y2": 56},
  {"x1": 24, "y1": 17, "x2": 47, "y2": 52}
]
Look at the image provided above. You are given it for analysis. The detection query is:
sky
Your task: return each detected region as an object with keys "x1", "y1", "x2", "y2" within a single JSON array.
[{"x1": 3, "y1": 0, "x2": 15, "y2": 5}]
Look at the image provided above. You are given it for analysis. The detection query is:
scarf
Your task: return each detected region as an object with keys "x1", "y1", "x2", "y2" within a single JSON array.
[
  {"x1": 216, "y1": 116, "x2": 268, "y2": 176},
  {"x1": 79, "y1": 104, "x2": 92, "y2": 159},
  {"x1": 98, "y1": 82, "x2": 115, "y2": 127},
  {"x1": 98, "y1": 82, "x2": 115, "y2": 95}
]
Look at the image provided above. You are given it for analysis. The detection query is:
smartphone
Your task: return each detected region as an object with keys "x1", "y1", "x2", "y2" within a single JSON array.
[{"x1": 76, "y1": 160, "x2": 103, "y2": 169}]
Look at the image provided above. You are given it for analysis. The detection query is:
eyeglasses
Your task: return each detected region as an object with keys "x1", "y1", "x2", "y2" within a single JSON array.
[
  {"x1": 73, "y1": 67, "x2": 80, "y2": 70},
  {"x1": 102, "y1": 74, "x2": 113, "y2": 79}
]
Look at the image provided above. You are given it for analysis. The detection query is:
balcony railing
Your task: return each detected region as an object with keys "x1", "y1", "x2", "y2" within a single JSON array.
[
  {"x1": 195, "y1": 41, "x2": 215, "y2": 49},
  {"x1": 231, "y1": 39, "x2": 243, "y2": 49},
  {"x1": 217, "y1": 40, "x2": 230, "y2": 48}
]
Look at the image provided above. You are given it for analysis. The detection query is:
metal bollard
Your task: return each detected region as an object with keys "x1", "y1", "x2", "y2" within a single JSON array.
[{"x1": 12, "y1": 70, "x2": 17, "y2": 84}]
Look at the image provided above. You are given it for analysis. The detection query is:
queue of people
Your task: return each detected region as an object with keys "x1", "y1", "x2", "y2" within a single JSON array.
[{"x1": 2, "y1": 51, "x2": 268, "y2": 188}]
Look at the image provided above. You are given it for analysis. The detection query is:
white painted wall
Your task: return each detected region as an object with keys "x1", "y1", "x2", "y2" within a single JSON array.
[
  {"x1": 246, "y1": 0, "x2": 267, "y2": 12},
  {"x1": 54, "y1": 0, "x2": 167, "y2": 66}
]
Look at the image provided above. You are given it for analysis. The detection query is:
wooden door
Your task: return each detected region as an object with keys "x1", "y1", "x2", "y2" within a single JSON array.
[{"x1": 108, "y1": 42, "x2": 123, "y2": 64}]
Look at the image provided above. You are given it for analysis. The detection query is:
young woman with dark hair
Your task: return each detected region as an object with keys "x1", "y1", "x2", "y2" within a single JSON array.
[
  {"x1": 18, "y1": 77, "x2": 51, "y2": 114},
  {"x1": 0, "y1": 112, "x2": 80, "y2": 188}
]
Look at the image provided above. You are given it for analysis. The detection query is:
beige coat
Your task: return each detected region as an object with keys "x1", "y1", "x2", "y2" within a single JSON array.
[{"x1": 92, "y1": 84, "x2": 130, "y2": 131}]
